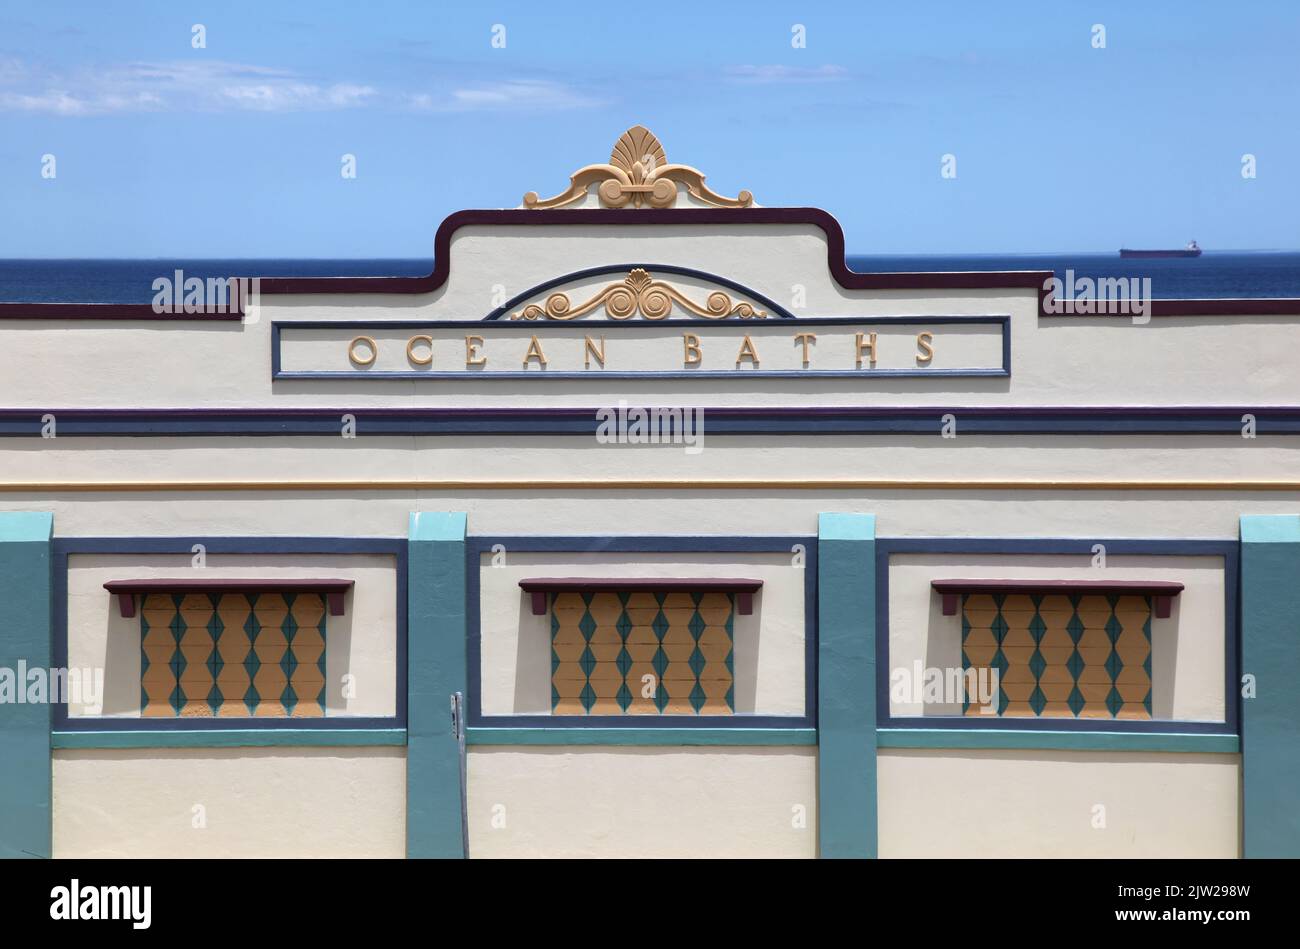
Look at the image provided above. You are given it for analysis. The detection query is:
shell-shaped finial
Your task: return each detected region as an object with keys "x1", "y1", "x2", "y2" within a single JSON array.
[
  {"x1": 523, "y1": 126, "x2": 753, "y2": 209},
  {"x1": 610, "y1": 126, "x2": 667, "y2": 174}
]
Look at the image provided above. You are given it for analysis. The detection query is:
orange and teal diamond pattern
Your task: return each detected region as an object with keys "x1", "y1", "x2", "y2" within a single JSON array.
[
  {"x1": 140, "y1": 591, "x2": 327, "y2": 718},
  {"x1": 551, "y1": 590, "x2": 734, "y2": 715},
  {"x1": 961, "y1": 592, "x2": 1152, "y2": 719}
]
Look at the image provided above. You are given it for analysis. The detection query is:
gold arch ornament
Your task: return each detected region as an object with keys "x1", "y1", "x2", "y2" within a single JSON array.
[
  {"x1": 511, "y1": 268, "x2": 766, "y2": 320},
  {"x1": 522, "y1": 126, "x2": 754, "y2": 210}
]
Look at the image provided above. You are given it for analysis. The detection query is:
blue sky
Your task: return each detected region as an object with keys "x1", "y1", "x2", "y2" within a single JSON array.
[{"x1": 1, "y1": 1, "x2": 1296, "y2": 257}]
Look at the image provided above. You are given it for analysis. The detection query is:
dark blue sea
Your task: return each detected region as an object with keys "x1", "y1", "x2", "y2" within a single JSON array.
[{"x1": 0, "y1": 253, "x2": 1297, "y2": 303}]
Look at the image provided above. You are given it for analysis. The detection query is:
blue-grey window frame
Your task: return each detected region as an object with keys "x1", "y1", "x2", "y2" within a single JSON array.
[
  {"x1": 51, "y1": 536, "x2": 407, "y2": 731},
  {"x1": 466, "y1": 535, "x2": 817, "y2": 729},
  {"x1": 874, "y1": 537, "x2": 1239, "y2": 735}
]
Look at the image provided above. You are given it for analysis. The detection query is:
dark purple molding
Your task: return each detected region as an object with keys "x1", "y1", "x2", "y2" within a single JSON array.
[
  {"x1": 255, "y1": 208, "x2": 1300, "y2": 317},
  {"x1": 931, "y1": 578, "x2": 1185, "y2": 618},
  {"x1": 3, "y1": 405, "x2": 1300, "y2": 436},
  {"x1": 1042, "y1": 295, "x2": 1300, "y2": 317},
  {"x1": 0, "y1": 302, "x2": 242, "y2": 321},
  {"x1": 3, "y1": 207, "x2": 1296, "y2": 318},
  {"x1": 518, "y1": 577, "x2": 764, "y2": 616},
  {"x1": 103, "y1": 578, "x2": 354, "y2": 618},
  {"x1": 258, "y1": 208, "x2": 1050, "y2": 295}
]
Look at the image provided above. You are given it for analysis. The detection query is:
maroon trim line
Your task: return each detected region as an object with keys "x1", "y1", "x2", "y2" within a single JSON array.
[
  {"x1": 4, "y1": 208, "x2": 1297, "y2": 318},
  {"x1": 258, "y1": 208, "x2": 1051, "y2": 296},
  {"x1": 1041, "y1": 295, "x2": 1300, "y2": 317},
  {"x1": 254, "y1": 208, "x2": 1300, "y2": 316},
  {"x1": 519, "y1": 576, "x2": 763, "y2": 616},
  {"x1": 0, "y1": 303, "x2": 242, "y2": 321},
  {"x1": 4, "y1": 404, "x2": 1300, "y2": 419},
  {"x1": 931, "y1": 579, "x2": 1185, "y2": 618},
  {"x1": 104, "y1": 578, "x2": 354, "y2": 618}
]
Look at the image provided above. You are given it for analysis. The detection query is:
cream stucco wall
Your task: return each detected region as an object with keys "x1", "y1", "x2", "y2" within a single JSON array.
[
  {"x1": 477, "y1": 551, "x2": 806, "y2": 716},
  {"x1": 877, "y1": 749, "x2": 1240, "y2": 858},
  {"x1": 886, "y1": 554, "x2": 1226, "y2": 722},
  {"x1": 1, "y1": 217, "x2": 1297, "y2": 408},
  {"x1": 65, "y1": 553, "x2": 398, "y2": 718},
  {"x1": 52, "y1": 747, "x2": 406, "y2": 858},
  {"x1": 6, "y1": 210, "x2": 1273, "y2": 861},
  {"x1": 467, "y1": 746, "x2": 816, "y2": 858},
  {"x1": 10, "y1": 434, "x2": 1300, "y2": 488},
  {"x1": 1, "y1": 491, "x2": 1294, "y2": 542},
  {"x1": 2, "y1": 433, "x2": 1300, "y2": 541}
]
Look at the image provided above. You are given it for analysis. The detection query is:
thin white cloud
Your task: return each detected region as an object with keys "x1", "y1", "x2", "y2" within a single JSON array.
[
  {"x1": 0, "y1": 59, "x2": 377, "y2": 114},
  {"x1": 0, "y1": 58, "x2": 601, "y2": 115},
  {"x1": 214, "y1": 79, "x2": 378, "y2": 111},
  {"x1": 725, "y1": 64, "x2": 850, "y2": 84},
  {"x1": 0, "y1": 90, "x2": 102, "y2": 116},
  {"x1": 417, "y1": 79, "x2": 605, "y2": 112}
]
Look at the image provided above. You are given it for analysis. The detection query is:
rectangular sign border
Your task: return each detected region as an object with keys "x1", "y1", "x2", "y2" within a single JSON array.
[{"x1": 270, "y1": 315, "x2": 1011, "y2": 381}]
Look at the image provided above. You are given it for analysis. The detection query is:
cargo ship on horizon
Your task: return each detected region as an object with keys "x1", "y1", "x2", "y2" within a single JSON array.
[{"x1": 1120, "y1": 241, "x2": 1202, "y2": 258}]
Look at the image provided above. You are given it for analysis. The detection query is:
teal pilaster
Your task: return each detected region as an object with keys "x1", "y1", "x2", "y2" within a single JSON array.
[
  {"x1": 407, "y1": 512, "x2": 468, "y2": 858},
  {"x1": 1240, "y1": 515, "x2": 1300, "y2": 857},
  {"x1": 817, "y1": 512, "x2": 876, "y2": 858},
  {"x1": 0, "y1": 512, "x2": 54, "y2": 858}
]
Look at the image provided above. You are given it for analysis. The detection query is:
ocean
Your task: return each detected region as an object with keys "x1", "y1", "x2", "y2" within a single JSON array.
[{"x1": 1, "y1": 252, "x2": 1297, "y2": 303}]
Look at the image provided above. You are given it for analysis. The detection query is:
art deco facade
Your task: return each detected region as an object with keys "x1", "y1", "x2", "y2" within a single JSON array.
[{"x1": 1, "y1": 129, "x2": 1296, "y2": 858}]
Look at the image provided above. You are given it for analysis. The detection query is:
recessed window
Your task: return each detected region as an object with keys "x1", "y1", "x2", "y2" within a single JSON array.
[
  {"x1": 549, "y1": 590, "x2": 735, "y2": 715},
  {"x1": 102, "y1": 578, "x2": 352, "y2": 720},
  {"x1": 960, "y1": 592, "x2": 1152, "y2": 719},
  {"x1": 138, "y1": 591, "x2": 327, "y2": 718}
]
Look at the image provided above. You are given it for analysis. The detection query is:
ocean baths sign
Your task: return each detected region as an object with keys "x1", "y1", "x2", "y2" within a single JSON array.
[
  {"x1": 274, "y1": 315, "x2": 1008, "y2": 380},
  {"x1": 273, "y1": 268, "x2": 1009, "y2": 380}
]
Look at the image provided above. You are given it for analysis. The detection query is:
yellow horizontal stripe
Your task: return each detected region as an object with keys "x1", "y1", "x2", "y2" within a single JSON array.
[{"x1": 0, "y1": 478, "x2": 1299, "y2": 492}]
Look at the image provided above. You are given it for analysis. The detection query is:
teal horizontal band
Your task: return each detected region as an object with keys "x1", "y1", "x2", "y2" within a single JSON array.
[
  {"x1": 467, "y1": 727, "x2": 817, "y2": 746},
  {"x1": 51, "y1": 729, "x2": 407, "y2": 749},
  {"x1": 876, "y1": 728, "x2": 1239, "y2": 754}
]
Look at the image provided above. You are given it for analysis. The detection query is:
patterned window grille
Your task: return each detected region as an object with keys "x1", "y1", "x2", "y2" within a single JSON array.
[
  {"x1": 961, "y1": 592, "x2": 1152, "y2": 719},
  {"x1": 550, "y1": 590, "x2": 734, "y2": 715},
  {"x1": 140, "y1": 591, "x2": 327, "y2": 718}
]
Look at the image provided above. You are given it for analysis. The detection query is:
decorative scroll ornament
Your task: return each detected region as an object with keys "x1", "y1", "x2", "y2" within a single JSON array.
[
  {"x1": 522, "y1": 125, "x2": 754, "y2": 210},
  {"x1": 511, "y1": 269, "x2": 766, "y2": 320}
]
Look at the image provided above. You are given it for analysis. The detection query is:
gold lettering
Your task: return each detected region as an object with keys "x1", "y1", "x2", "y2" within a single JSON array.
[
  {"x1": 855, "y1": 332, "x2": 877, "y2": 369},
  {"x1": 584, "y1": 335, "x2": 606, "y2": 369},
  {"x1": 523, "y1": 335, "x2": 548, "y2": 368},
  {"x1": 465, "y1": 335, "x2": 486, "y2": 367},
  {"x1": 794, "y1": 332, "x2": 817, "y2": 367},
  {"x1": 683, "y1": 333, "x2": 702, "y2": 366},
  {"x1": 736, "y1": 335, "x2": 760, "y2": 367},
  {"x1": 916, "y1": 331, "x2": 934, "y2": 365},
  {"x1": 348, "y1": 335, "x2": 377, "y2": 367},
  {"x1": 406, "y1": 335, "x2": 434, "y2": 366}
]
